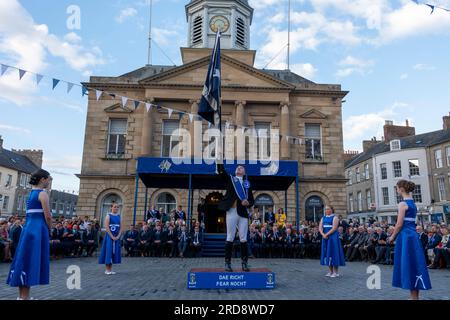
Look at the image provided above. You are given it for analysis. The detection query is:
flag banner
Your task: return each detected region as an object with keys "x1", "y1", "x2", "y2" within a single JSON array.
[
  {"x1": 121, "y1": 96, "x2": 128, "y2": 107},
  {"x1": 109, "y1": 93, "x2": 116, "y2": 99},
  {"x1": 96, "y1": 90, "x2": 103, "y2": 101},
  {"x1": 19, "y1": 69, "x2": 26, "y2": 80},
  {"x1": 82, "y1": 86, "x2": 89, "y2": 96},
  {"x1": 412, "y1": 0, "x2": 450, "y2": 13},
  {"x1": 134, "y1": 100, "x2": 140, "y2": 109},
  {"x1": 67, "y1": 82, "x2": 74, "y2": 93},
  {"x1": 168, "y1": 108, "x2": 173, "y2": 118},
  {"x1": 36, "y1": 74, "x2": 44, "y2": 85},
  {"x1": 145, "y1": 103, "x2": 152, "y2": 112},
  {"x1": 198, "y1": 32, "x2": 221, "y2": 125},
  {"x1": 1, "y1": 64, "x2": 8, "y2": 75},
  {"x1": 178, "y1": 112, "x2": 185, "y2": 120},
  {"x1": 52, "y1": 79, "x2": 60, "y2": 90},
  {"x1": 188, "y1": 113, "x2": 194, "y2": 123}
]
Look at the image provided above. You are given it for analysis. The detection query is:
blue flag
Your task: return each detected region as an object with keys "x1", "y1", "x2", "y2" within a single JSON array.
[{"x1": 198, "y1": 32, "x2": 221, "y2": 125}]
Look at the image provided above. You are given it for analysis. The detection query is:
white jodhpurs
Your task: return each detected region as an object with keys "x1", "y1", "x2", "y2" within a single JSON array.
[{"x1": 226, "y1": 207, "x2": 249, "y2": 242}]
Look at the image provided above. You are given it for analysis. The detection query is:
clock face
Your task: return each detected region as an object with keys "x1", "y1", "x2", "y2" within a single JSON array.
[{"x1": 210, "y1": 15, "x2": 230, "y2": 33}]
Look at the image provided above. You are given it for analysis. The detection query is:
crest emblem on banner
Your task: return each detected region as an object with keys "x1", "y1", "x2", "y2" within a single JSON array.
[
  {"x1": 189, "y1": 273, "x2": 197, "y2": 285},
  {"x1": 159, "y1": 160, "x2": 172, "y2": 173}
]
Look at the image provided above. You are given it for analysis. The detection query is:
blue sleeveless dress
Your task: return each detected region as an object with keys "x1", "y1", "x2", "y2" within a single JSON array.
[
  {"x1": 392, "y1": 200, "x2": 431, "y2": 290},
  {"x1": 98, "y1": 213, "x2": 121, "y2": 265},
  {"x1": 7, "y1": 189, "x2": 50, "y2": 287},
  {"x1": 320, "y1": 214, "x2": 346, "y2": 267}
]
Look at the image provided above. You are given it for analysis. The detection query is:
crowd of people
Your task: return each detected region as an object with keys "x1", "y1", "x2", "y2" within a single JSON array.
[{"x1": 1, "y1": 206, "x2": 449, "y2": 270}]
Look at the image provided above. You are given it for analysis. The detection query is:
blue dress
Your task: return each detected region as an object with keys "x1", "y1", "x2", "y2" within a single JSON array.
[
  {"x1": 98, "y1": 213, "x2": 121, "y2": 265},
  {"x1": 392, "y1": 200, "x2": 431, "y2": 290},
  {"x1": 7, "y1": 189, "x2": 50, "y2": 287},
  {"x1": 320, "y1": 214, "x2": 346, "y2": 267}
]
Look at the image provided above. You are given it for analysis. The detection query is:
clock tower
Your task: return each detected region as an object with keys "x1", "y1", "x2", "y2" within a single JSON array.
[{"x1": 185, "y1": 0, "x2": 253, "y2": 50}]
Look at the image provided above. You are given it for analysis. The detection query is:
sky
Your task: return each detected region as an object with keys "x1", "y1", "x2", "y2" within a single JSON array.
[{"x1": 1, "y1": 0, "x2": 450, "y2": 193}]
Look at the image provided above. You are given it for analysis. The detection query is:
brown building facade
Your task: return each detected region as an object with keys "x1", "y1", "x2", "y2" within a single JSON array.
[{"x1": 76, "y1": 0, "x2": 348, "y2": 229}]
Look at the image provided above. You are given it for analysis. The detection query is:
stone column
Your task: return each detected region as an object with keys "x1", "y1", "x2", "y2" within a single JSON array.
[
  {"x1": 280, "y1": 102, "x2": 290, "y2": 159},
  {"x1": 141, "y1": 99, "x2": 154, "y2": 156},
  {"x1": 235, "y1": 101, "x2": 246, "y2": 161}
]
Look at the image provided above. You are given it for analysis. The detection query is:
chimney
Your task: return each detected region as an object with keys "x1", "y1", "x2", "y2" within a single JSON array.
[
  {"x1": 443, "y1": 113, "x2": 450, "y2": 131},
  {"x1": 12, "y1": 149, "x2": 43, "y2": 168},
  {"x1": 0, "y1": 135, "x2": 3, "y2": 150},
  {"x1": 362, "y1": 137, "x2": 380, "y2": 153},
  {"x1": 383, "y1": 120, "x2": 415, "y2": 142},
  {"x1": 343, "y1": 150, "x2": 359, "y2": 163}
]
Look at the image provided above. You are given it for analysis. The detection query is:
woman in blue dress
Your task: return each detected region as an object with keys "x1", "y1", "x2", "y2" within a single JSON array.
[
  {"x1": 319, "y1": 206, "x2": 345, "y2": 278},
  {"x1": 7, "y1": 169, "x2": 53, "y2": 300},
  {"x1": 390, "y1": 180, "x2": 431, "y2": 300},
  {"x1": 99, "y1": 203, "x2": 123, "y2": 275}
]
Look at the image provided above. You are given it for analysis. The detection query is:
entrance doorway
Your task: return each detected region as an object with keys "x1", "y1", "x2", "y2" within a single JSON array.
[{"x1": 204, "y1": 192, "x2": 226, "y2": 233}]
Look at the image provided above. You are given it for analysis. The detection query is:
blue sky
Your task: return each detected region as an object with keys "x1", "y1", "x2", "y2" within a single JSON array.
[{"x1": 1, "y1": 0, "x2": 450, "y2": 192}]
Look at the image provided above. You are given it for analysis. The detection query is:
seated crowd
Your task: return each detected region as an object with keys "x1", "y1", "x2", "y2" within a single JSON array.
[{"x1": 1, "y1": 205, "x2": 449, "y2": 270}]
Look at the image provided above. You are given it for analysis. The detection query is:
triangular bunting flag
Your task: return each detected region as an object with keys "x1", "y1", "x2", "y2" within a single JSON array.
[
  {"x1": 18, "y1": 69, "x2": 26, "y2": 80},
  {"x1": 82, "y1": 86, "x2": 89, "y2": 96},
  {"x1": 178, "y1": 112, "x2": 185, "y2": 120},
  {"x1": 96, "y1": 90, "x2": 102, "y2": 101},
  {"x1": 109, "y1": 93, "x2": 116, "y2": 99},
  {"x1": 145, "y1": 103, "x2": 152, "y2": 112},
  {"x1": 52, "y1": 79, "x2": 60, "y2": 90},
  {"x1": 167, "y1": 108, "x2": 173, "y2": 118},
  {"x1": 67, "y1": 82, "x2": 74, "y2": 93},
  {"x1": 133, "y1": 100, "x2": 140, "y2": 109},
  {"x1": 121, "y1": 96, "x2": 128, "y2": 108},
  {"x1": 1, "y1": 64, "x2": 8, "y2": 76},
  {"x1": 285, "y1": 136, "x2": 289, "y2": 142},
  {"x1": 156, "y1": 105, "x2": 162, "y2": 110},
  {"x1": 36, "y1": 74, "x2": 44, "y2": 85},
  {"x1": 188, "y1": 114, "x2": 194, "y2": 123}
]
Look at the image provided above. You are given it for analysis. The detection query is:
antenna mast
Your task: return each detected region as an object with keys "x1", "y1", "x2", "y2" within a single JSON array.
[
  {"x1": 147, "y1": 0, "x2": 153, "y2": 65},
  {"x1": 287, "y1": 0, "x2": 291, "y2": 70}
]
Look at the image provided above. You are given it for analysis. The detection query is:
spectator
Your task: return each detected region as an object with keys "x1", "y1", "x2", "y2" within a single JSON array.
[
  {"x1": 150, "y1": 224, "x2": 164, "y2": 257},
  {"x1": 83, "y1": 224, "x2": 98, "y2": 257},
  {"x1": 417, "y1": 226, "x2": 429, "y2": 263},
  {"x1": 138, "y1": 224, "x2": 152, "y2": 257},
  {"x1": 62, "y1": 221, "x2": 75, "y2": 257},
  {"x1": 163, "y1": 224, "x2": 177, "y2": 257},
  {"x1": 428, "y1": 226, "x2": 450, "y2": 269},
  {"x1": 190, "y1": 226, "x2": 202, "y2": 257},
  {"x1": 265, "y1": 206, "x2": 275, "y2": 227},
  {"x1": 0, "y1": 221, "x2": 12, "y2": 262},
  {"x1": 426, "y1": 226, "x2": 442, "y2": 264},
  {"x1": 275, "y1": 208, "x2": 287, "y2": 230},
  {"x1": 178, "y1": 225, "x2": 190, "y2": 258},
  {"x1": 72, "y1": 224, "x2": 84, "y2": 257},
  {"x1": 161, "y1": 209, "x2": 170, "y2": 225},
  {"x1": 123, "y1": 225, "x2": 139, "y2": 257},
  {"x1": 176, "y1": 205, "x2": 186, "y2": 222},
  {"x1": 146, "y1": 206, "x2": 160, "y2": 224},
  {"x1": 269, "y1": 225, "x2": 283, "y2": 258},
  {"x1": 283, "y1": 228, "x2": 296, "y2": 258},
  {"x1": 374, "y1": 227, "x2": 388, "y2": 264}
]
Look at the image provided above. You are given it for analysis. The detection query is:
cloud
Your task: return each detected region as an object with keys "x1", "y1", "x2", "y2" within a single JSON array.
[
  {"x1": 44, "y1": 155, "x2": 82, "y2": 171},
  {"x1": 400, "y1": 73, "x2": 409, "y2": 80},
  {"x1": 413, "y1": 63, "x2": 436, "y2": 71},
  {"x1": 336, "y1": 55, "x2": 374, "y2": 77},
  {"x1": 0, "y1": 0, "x2": 105, "y2": 106},
  {"x1": 343, "y1": 102, "x2": 412, "y2": 142},
  {"x1": 0, "y1": 124, "x2": 31, "y2": 134},
  {"x1": 116, "y1": 7, "x2": 138, "y2": 23},
  {"x1": 291, "y1": 63, "x2": 318, "y2": 79}
]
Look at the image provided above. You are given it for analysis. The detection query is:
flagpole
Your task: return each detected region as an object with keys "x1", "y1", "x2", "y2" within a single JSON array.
[{"x1": 218, "y1": 31, "x2": 223, "y2": 165}]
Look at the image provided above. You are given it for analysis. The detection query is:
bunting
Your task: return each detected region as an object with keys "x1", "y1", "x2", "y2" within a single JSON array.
[
  {"x1": 411, "y1": 0, "x2": 450, "y2": 13},
  {"x1": 0, "y1": 62, "x2": 306, "y2": 146}
]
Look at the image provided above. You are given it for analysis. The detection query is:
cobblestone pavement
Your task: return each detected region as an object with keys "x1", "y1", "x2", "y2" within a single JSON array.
[{"x1": 0, "y1": 257, "x2": 448, "y2": 300}]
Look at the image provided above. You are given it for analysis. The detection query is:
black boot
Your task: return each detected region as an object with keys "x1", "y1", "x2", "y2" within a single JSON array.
[
  {"x1": 225, "y1": 241, "x2": 233, "y2": 272},
  {"x1": 241, "y1": 242, "x2": 250, "y2": 272}
]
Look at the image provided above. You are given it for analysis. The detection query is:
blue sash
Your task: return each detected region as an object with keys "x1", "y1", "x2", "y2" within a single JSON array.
[{"x1": 230, "y1": 175, "x2": 251, "y2": 217}]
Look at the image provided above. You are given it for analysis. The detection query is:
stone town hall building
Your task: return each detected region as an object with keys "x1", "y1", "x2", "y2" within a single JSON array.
[{"x1": 77, "y1": 0, "x2": 348, "y2": 229}]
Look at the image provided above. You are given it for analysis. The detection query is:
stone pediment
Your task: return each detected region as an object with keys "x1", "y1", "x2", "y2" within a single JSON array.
[
  {"x1": 104, "y1": 103, "x2": 133, "y2": 113},
  {"x1": 299, "y1": 109, "x2": 327, "y2": 119},
  {"x1": 139, "y1": 54, "x2": 294, "y2": 90}
]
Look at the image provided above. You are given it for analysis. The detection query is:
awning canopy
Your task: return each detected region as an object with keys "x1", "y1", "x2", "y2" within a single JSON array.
[{"x1": 136, "y1": 157, "x2": 299, "y2": 191}]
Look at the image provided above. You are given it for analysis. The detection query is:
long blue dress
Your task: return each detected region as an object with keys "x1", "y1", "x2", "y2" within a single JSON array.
[
  {"x1": 7, "y1": 189, "x2": 50, "y2": 287},
  {"x1": 98, "y1": 213, "x2": 121, "y2": 265},
  {"x1": 320, "y1": 214, "x2": 346, "y2": 267},
  {"x1": 392, "y1": 199, "x2": 431, "y2": 290}
]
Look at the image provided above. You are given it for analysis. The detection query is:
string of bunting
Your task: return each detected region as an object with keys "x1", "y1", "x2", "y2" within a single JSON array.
[
  {"x1": 411, "y1": 0, "x2": 450, "y2": 13},
  {"x1": 0, "y1": 62, "x2": 303, "y2": 145}
]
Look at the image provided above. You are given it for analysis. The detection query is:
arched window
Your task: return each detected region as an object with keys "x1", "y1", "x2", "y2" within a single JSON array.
[
  {"x1": 100, "y1": 193, "x2": 123, "y2": 227},
  {"x1": 236, "y1": 17, "x2": 246, "y2": 47},
  {"x1": 255, "y1": 194, "x2": 274, "y2": 222},
  {"x1": 192, "y1": 16, "x2": 203, "y2": 45},
  {"x1": 305, "y1": 196, "x2": 324, "y2": 222},
  {"x1": 156, "y1": 192, "x2": 177, "y2": 214}
]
